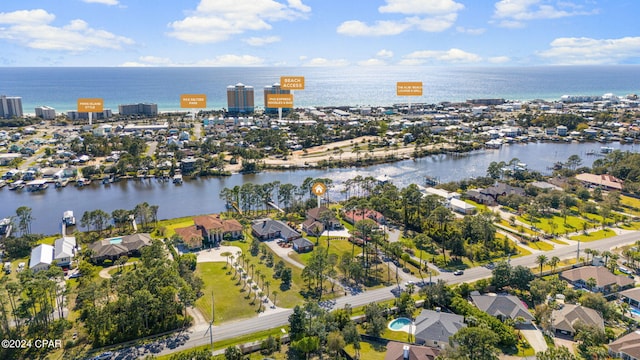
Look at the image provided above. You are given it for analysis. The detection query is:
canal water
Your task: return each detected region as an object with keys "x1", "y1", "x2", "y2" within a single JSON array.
[{"x1": 2, "y1": 142, "x2": 637, "y2": 235}]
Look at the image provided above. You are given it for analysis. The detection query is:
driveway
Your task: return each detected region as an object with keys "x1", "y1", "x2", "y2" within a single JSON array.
[{"x1": 518, "y1": 324, "x2": 548, "y2": 354}]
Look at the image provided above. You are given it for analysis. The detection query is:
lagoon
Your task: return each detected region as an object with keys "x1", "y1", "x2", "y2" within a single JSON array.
[{"x1": 2, "y1": 141, "x2": 637, "y2": 235}]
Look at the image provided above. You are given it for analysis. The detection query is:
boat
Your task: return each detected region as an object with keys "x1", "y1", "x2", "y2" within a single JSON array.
[
  {"x1": 600, "y1": 146, "x2": 614, "y2": 154},
  {"x1": 173, "y1": 174, "x2": 183, "y2": 184},
  {"x1": 8, "y1": 180, "x2": 24, "y2": 190},
  {"x1": 425, "y1": 176, "x2": 439, "y2": 186},
  {"x1": 26, "y1": 179, "x2": 49, "y2": 192},
  {"x1": 62, "y1": 211, "x2": 76, "y2": 226},
  {"x1": 75, "y1": 178, "x2": 91, "y2": 187},
  {"x1": 55, "y1": 178, "x2": 69, "y2": 188},
  {"x1": 102, "y1": 176, "x2": 112, "y2": 185}
]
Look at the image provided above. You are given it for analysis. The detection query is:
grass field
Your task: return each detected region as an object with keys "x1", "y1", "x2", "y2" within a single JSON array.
[
  {"x1": 518, "y1": 213, "x2": 591, "y2": 235},
  {"x1": 525, "y1": 240, "x2": 555, "y2": 251},
  {"x1": 570, "y1": 228, "x2": 617, "y2": 242},
  {"x1": 195, "y1": 262, "x2": 258, "y2": 323}
]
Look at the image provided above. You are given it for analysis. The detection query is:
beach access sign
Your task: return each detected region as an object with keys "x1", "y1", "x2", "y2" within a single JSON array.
[
  {"x1": 267, "y1": 94, "x2": 294, "y2": 108},
  {"x1": 77, "y1": 98, "x2": 104, "y2": 112},
  {"x1": 280, "y1": 76, "x2": 305, "y2": 90},
  {"x1": 180, "y1": 94, "x2": 207, "y2": 108},
  {"x1": 396, "y1": 82, "x2": 423, "y2": 96}
]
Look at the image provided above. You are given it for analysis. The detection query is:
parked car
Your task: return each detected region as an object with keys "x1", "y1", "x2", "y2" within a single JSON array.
[{"x1": 453, "y1": 270, "x2": 464, "y2": 276}]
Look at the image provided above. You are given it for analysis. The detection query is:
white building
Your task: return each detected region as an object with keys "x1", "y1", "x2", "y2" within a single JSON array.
[
  {"x1": 0, "y1": 95, "x2": 23, "y2": 119},
  {"x1": 35, "y1": 106, "x2": 56, "y2": 120},
  {"x1": 29, "y1": 244, "x2": 54, "y2": 272},
  {"x1": 54, "y1": 237, "x2": 77, "y2": 266}
]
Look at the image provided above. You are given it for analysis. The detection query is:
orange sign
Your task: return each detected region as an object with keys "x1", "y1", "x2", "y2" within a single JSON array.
[
  {"x1": 280, "y1": 76, "x2": 305, "y2": 90},
  {"x1": 267, "y1": 94, "x2": 294, "y2": 108},
  {"x1": 180, "y1": 94, "x2": 207, "y2": 108},
  {"x1": 77, "y1": 98, "x2": 104, "y2": 112},
  {"x1": 311, "y1": 182, "x2": 327, "y2": 196},
  {"x1": 396, "y1": 82, "x2": 423, "y2": 96}
]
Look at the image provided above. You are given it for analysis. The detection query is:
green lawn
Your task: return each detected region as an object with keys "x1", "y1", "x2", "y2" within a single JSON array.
[
  {"x1": 195, "y1": 262, "x2": 258, "y2": 323},
  {"x1": 156, "y1": 217, "x2": 195, "y2": 238},
  {"x1": 525, "y1": 240, "x2": 555, "y2": 251},
  {"x1": 498, "y1": 219, "x2": 537, "y2": 236},
  {"x1": 570, "y1": 228, "x2": 617, "y2": 242},
  {"x1": 518, "y1": 213, "x2": 590, "y2": 235},
  {"x1": 464, "y1": 199, "x2": 489, "y2": 213},
  {"x1": 621, "y1": 195, "x2": 640, "y2": 210},
  {"x1": 345, "y1": 341, "x2": 387, "y2": 360}
]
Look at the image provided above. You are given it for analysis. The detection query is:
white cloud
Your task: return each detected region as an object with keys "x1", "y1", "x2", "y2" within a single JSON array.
[
  {"x1": 401, "y1": 48, "x2": 482, "y2": 64},
  {"x1": 456, "y1": 26, "x2": 485, "y2": 35},
  {"x1": 168, "y1": 0, "x2": 310, "y2": 43},
  {"x1": 379, "y1": 0, "x2": 464, "y2": 15},
  {"x1": 82, "y1": 0, "x2": 119, "y2": 5},
  {"x1": 302, "y1": 57, "x2": 350, "y2": 67},
  {"x1": 119, "y1": 62, "x2": 152, "y2": 67},
  {"x1": 337, "y1": 20, "x2": 412, "y2": 36},
  {"x1": 0, "y1": 9, "x2": 133, "y2": 51},
  {"x1": 376, "y1": 49, "x2": 394, "y2": 58},
  {"x1": 493, "y1": 0, "x2": 597, "y2": 27},
  {"x1": 120, "y1": 54, "x2": 265, "y2": 67},
  {"x1": 243, "y1": 36, "x2": 281, "y2": 46},
  {"x1": 488, "y1": 56, "x2": 511, "y2": 64},
  {"x1": 337, "y1": 0, "x2": 462, "y2": 36},
  {"x1": 538, "y1": 36, "x2": 640, "y2": 65},
  {"x1": 138, "y1": 56, "x2": 172, "y2": 65},
  {"x1": 358, "y1": 58, "x2": 387, "y2": 66}
]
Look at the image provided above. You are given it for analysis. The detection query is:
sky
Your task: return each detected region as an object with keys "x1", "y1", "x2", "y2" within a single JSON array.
[{"x1": 0, "y1": 0, "x2": 639, "y2": 67}]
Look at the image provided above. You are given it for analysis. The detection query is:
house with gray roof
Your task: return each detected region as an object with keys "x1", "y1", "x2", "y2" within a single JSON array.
[
  {"x1": 413, "y1": 309, "x2": 466, "y2": 349},
  {"x1": 54, "y1": 236, "x2": 76, "y2": 266},
  {"x1": 470, "y1": 294, "x2": 534, "y2": 324},
  {"x1": 608, "y1": 330, "x2": 640, "y2": 360},
  {"x1": 89, "y1": 233, "x2": 152, "y2": 262},
  {"x1": 251, "y1": 219, "x2": 301, "y2": 242},
  {"x1": 551, "y1": 304, "x2": 604, "y2": 337},
  {"x1": 620, "y1": 287, "x2": 640, "y2": 310}
]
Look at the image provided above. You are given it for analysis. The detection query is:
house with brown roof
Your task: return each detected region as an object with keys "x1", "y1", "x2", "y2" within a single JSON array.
[
  {"x1": 575, "y1": 173, "x2": 624, "y2": 191},
  {"x1": 465, "y1": 183, "x2": 526, "y2": 206},
  {"x1": 551, "y1": 304, "x2": 604, "y2": 337},
  {"x1": 302, "y1": 206, "x2": 341, "y2": 236},
  {"x1": 384, "y1": 341, "x2": 440, "y2": 360},
  {"x1": 608, "y1": 330, "x2": 640, "y2": 360},
  {"x1": 174, "y1": 226, "x2": 204, "y2": 250},
  {"x1": 619, "y1": 287, "x2": 640, "y2": 310},
  {"x1": 193, "y1": 214, "x2": 243, "y2": 243},
  {"x1": 252, "y1": 219, "x2": 301, "y2": 242},
  {"x1": 89, "y1": 233, "x2": 152, "y2": 262},
  {"x1": 560, "y1": 266, "x2": 634, "y2": 295},
  {"x1": 342, "y1": 208, "x2": 386, "y2": 225}
]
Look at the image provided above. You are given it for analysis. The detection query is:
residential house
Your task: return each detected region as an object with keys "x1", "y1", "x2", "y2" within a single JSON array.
[
  {"x1": 575, "y1": 173, "x2": 624, "y2": 191},
  {"x1": 89, "y1": 233, "x2": 152, "y2": 262},
  {"x1": 302, "y1": 206, "x2": 341, "y2": 236},
  {"x1": 251, "y1": 219, "x2": 301, "y2": 242},
  {"x1": 413, "y1": 309, "x2": 466, "y2": 349},
  {"x1": 384, "y1": 342, "x2": 440, "y2": 360},
  {"x1": 342, "y1": 208, "x2": 386, "y2": 225},
  {"x1": 619, "y1": 287, "x2": 640, "y2": 310},
  {"x1": 449, "y1": 198, "x2": 476, "y2": 215},
  {"x1": 551, "y1": 304, "x2": 604, "y2": 337},
  {"x1": 193, "y1": 214, "x2": 243, "y2": 244},
  {"x1": 53, "y1": 236, "x2": 76, "y2": 267},
  {"x1": 29, "y1": 244, "x2": 54, "y2": 272},
  {"x1": 560, "y1": 266, "x2": 634, "y2": 295},
  {"x1": 292, "y1": 238, "x2": 314, "y2": 253},
  {"x1": 174, "y1": 226, "x2": 204, "y2": 250},
  {"x1": 466, "y1": 183, "x2": 525, "y2": 206},
  {"x1": 608, "y1": 330, "x2": 640, "y2": 360},
  {"x1": 470, "y1": 293, "x2": 535, "y2": 324}
]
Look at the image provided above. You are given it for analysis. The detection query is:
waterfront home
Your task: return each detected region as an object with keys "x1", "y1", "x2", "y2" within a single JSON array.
[
  {"x1": 292, "y1": 238, "x2": 314, "y2": 253},
  {"x1": 465, "y1": 183, "x2": 525, "y2": 206},
  {"x1": 384, "y1": 342, "x2": 440, "y2": 360},
  {"x1": 619, "y1": 287, "x2": 640, "y2": 310},
  {"x1": 54, "y1": 236, "x2": 77, "y2": 267},
  {"x1": 551, "y1": 303, "x2": 604, "y2": 337},
  {"x1": 342, "y1": 208, "x2": 386, "y2": 225},
  {"x1": 301, "y1": 206, "x2": 341, "y2": 236},
  {"x1": 575, "y1": 173, "x2": 624, "y2": 191},
  {"x1": 608, "y1": 330, "x2": 640, "y2": 360},
  {"x1": 470, "y1": 293, "x2": 534, "y2": 324},
  {"x1": 29, "y1": 244, "x2": 54, "y2": 272},
  {"x1": 413, "y1": 309, "x2": 466, "y2": 349},
  {"x1": 448, "y1": 198, "x2": 476, "y2": 215},
  {"x1": 89, "y1": 233, "x2": 152, "y2": 262},
  {"x1": 173, "y1": 226, "x2": 204, "y2": 250},
  {"x1": 252, "y1": 219, "x2": 301, "y2": 242},
  {"x1": 560, "y1": 265, "x2": 634, "y2": 295}
]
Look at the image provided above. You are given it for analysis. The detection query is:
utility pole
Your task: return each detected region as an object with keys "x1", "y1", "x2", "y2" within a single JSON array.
[{"x1": 204, "y1": 292, "x2": 214, "y2": 354}]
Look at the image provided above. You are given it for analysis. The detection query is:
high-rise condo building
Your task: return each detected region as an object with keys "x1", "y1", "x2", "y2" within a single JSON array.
[
  {"x1": 118, "y1": 103, "x2": 158, "y2": 116},
  {"x1": 227, "y1": 83, "x2": 254, "y2": 114},
  {"x1": 0, "y1": 95, "x2": 23, "y2": 119},
  {"x1": 264, "y1": 83, "x2": 291, "y2": 115},
  {"x1": 35, "y1": 106, "x2": 56, "y2": 120}
]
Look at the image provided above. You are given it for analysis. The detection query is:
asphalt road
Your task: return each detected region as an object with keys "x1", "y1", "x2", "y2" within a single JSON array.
[{"x1": 148, "y1": 230, "x2": 640, "y2": 357}]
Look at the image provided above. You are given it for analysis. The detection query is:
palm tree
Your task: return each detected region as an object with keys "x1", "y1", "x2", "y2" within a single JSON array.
[
  {"x1": 272, "y1": 291, "x2": 278, "y2": 307},
  {"x1": 549, "y1": 256, "x2": 560, "y2": 273},
  {"x1": 536, "y1": 254, "x2": 548, "y2": 275}
]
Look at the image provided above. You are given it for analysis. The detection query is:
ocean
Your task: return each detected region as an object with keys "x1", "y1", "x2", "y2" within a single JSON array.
[{"x1": 1, "y1": 65, "x2": 640, "y2": 113}]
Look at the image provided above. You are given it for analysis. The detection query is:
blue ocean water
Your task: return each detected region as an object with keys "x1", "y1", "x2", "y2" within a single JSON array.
[{"x1": 1, "y1": 65, "x2": 640, "y2": 113}]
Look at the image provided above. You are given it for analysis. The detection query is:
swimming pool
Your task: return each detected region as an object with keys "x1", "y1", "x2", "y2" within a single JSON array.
[
  {"x1": 388, "y1": 317, "x2": 412, "y2": 331},
  {"x1": 630, "y1": 307, "x2": 640, "y2": 317}
]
